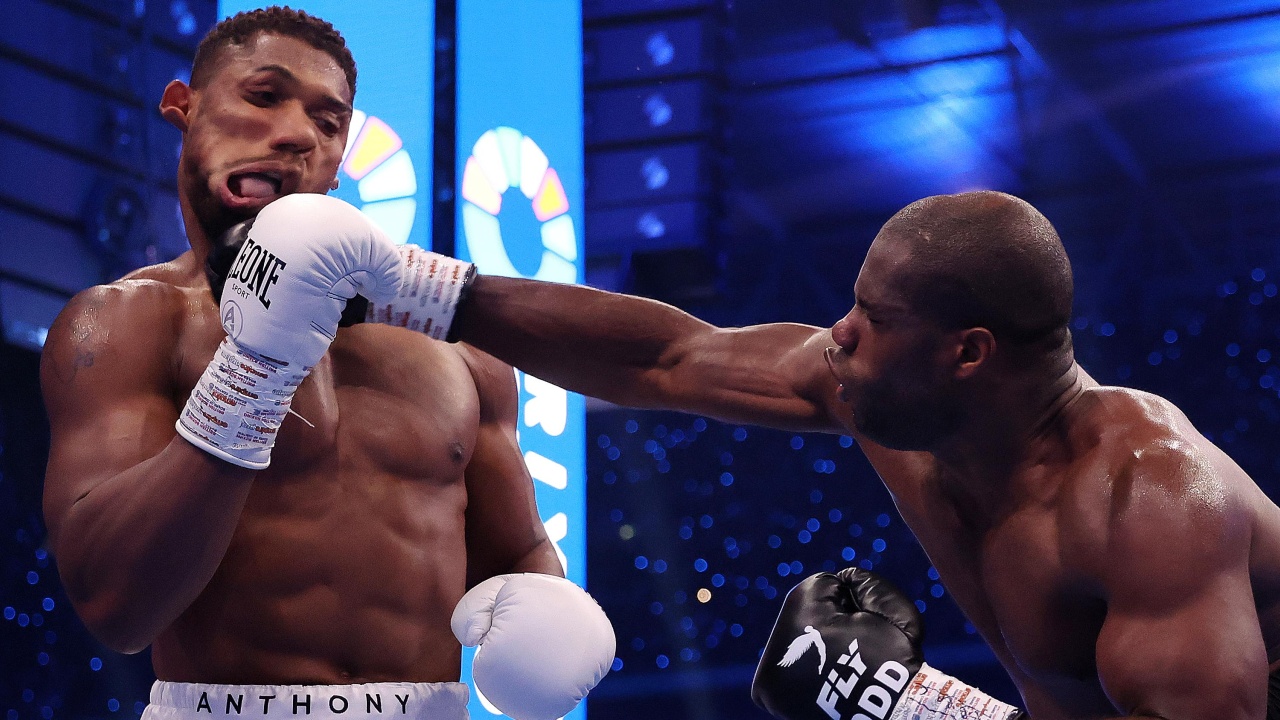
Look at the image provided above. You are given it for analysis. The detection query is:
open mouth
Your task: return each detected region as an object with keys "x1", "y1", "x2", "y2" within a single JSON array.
[{"x1": 227, "y1": 172, "x2": 282, "y2": 201}]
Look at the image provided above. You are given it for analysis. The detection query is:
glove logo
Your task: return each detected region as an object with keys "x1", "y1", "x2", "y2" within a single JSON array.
[
  {"x1": 222, "y1": 302, "x2": 243, "y2": 340},
  {"x1": 816, "y1": 638, "x2": 910, "y2": 720},
  {"x1": 228, "y1": 237, "x2": 287, "y2": 310},
  {"x1": 778, "y1": 625, "x2": 828, "y2": 673}
]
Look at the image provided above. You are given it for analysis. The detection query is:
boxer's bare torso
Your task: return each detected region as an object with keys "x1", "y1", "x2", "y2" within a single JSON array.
[
  {"x1": 858, "y1": 380, "x2": 1280, "y2": 717},
  {"x1": 42, "y1": 252, "x2": 555, "y2": 684}
]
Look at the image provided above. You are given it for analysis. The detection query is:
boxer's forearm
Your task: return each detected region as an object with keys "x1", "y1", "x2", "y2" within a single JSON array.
[
  {"x1": 509, "y1": 538, "x2": 565, "y2": 578},
  {"x1": 53, "y1": 437, "x2": 253, "y2": 653},
  {"x1": 455, "y1": 275, "x2": 847, "y2": 433},
  {"x1": 468, "y1": 537, "x2": 566, "y2": 590},
  {"x1": 456, "y1": 275, "x2": 712, "y2": 408}
]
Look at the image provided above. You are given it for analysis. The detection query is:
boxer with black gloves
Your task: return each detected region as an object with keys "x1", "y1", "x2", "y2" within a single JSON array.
[
  {"x1": 41, "y1": 8, "x2": 612, "y2": 720},
  {"x1": 752, "y1": 569, "x2": 1023, "y2": 720},
  {"x1": 440, "y1": 189, "x2": 1280, "y2": 719}
]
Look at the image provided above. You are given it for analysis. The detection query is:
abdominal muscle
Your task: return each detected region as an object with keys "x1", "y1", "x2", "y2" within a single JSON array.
[
  {"x1": 150, "y1": 463, "x2": 470, "y2": 684},
  {"x1": 152, "y1": 332, "x2": 481, "y2": 685}
]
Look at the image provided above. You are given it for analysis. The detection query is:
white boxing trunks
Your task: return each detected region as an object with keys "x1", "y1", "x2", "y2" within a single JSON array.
[{"x1": 141, "y1": 681, "x2": 470, "y2": 720}]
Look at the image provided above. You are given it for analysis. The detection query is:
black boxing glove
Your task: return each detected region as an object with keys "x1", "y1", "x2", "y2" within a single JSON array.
[
  {"x1": 752, "y1": 568, "x2": 1026, "y2": 720},
  {"x1": 207, "y1": 218, "x2": 369, "y2": 327}
]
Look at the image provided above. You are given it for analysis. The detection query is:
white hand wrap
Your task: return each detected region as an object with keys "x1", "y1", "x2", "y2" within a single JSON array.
[
  {"x1": 176, "y1": 338, "x2": 304, "y2": 469},
  {"x1": 367, "y1": 245, "x2": 475, "y2": 341},
  {"x1": 889, "y1": 662, "x2": 1022, "y2": 720},
  {"x1": 452, "y1": 573, "x2": 616, "y2": 720}
]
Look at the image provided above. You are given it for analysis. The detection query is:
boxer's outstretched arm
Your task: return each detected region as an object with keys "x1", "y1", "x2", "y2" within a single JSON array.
[
  {"x1": 459, "y1": 345, "x2": 561, "y2": 587},
  {"x1": 456, "y1": 276, "x2": 845, "y2": 434},
  {"x1": 41, "y1": 283, "x2": 254, "y2": 654},
  {"x1": 1091, "y1": 448, "x2": 1266, "y2": 720}
]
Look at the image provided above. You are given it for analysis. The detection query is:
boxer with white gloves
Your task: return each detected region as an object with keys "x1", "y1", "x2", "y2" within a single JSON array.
[
  {"x1": 41, "y1": 9, "x2": 605, "y2": 720},
  {"x1": 205, "y1": 211, "x2": 617, "y2": 720},
  {"x1": 177, "y1": 192, "x2": 402, "y2": 469},
  {"x1": 752, "y1": 569, "x2": 1024, "y2": 720},
  {"x1": 452, "y1": 574, "x2": 616, "y2": 720}
]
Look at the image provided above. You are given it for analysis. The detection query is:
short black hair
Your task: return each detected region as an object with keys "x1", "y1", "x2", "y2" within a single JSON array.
[
  {"x1": 190, "y1": 6, "x2": 356, "y2": 98},
  {"x1": 879, "y1": 191, "x2": 1073, "y2": 347}
]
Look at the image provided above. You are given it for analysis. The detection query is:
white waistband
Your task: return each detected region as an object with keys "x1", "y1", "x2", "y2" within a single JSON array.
[{"x1": 144, "y1": 680, "x2": 469, "y2": 720}]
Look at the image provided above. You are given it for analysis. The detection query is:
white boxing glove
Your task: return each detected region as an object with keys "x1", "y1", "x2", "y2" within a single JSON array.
[
  {"x1": 452, "y1": 573, "x2": 616, "y2": 720},
  {"x1": 176, "y1": 194, "x2": 403, "y2": 469},
  {"x1": 366, "y1": 244, "x2": 475, "y2": 341}
]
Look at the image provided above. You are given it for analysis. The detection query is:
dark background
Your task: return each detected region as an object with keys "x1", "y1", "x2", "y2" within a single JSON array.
[{"x1": 7, "y1": 0, "x2": 1280, "y2": 718}]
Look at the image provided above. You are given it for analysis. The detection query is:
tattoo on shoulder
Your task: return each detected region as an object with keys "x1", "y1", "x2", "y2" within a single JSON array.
[{"x1": 52, "y1": 294, "x2": 108, "y2": 381}]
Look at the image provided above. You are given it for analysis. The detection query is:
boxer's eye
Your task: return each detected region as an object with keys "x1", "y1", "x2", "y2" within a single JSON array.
[{"x1": 313, "y1": 114, "x2": 341, "y2": 136}]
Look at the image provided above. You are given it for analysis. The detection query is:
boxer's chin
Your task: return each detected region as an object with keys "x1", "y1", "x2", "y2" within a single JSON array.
[{"x1": 189, "y1": 192, "x2": 253, "y2": 248}]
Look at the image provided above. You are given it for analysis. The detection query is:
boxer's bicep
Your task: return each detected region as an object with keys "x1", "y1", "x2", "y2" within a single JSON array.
[
  {"x1": 656, "y1": 322, "x2": 846, "y2": 432},
  {"x1": 1095, "y1": 452, "x2": 1266, "y2": 719},
  {"x1": 1096, "y1": 572, "x2": 1265, "y2": 719},
  {"x1": 658, "y1": 323, "x2": 931, "y2": 485},
  {"x1": 460, "y1": 347, "x2": 559, "y2": 588},
  {"x1": 40, "y1": 285, "x2": 180, "y2": 543}
]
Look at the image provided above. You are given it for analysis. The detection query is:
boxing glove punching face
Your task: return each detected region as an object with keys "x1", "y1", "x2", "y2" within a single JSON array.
[
  {"x1": 752, "y1": 568, "x2": 924, "y2": 720},
  {"x1": 211, "y1": 219, "x2": 478, "y2": 338},
  {"x1": 208, "y1": 215, "x2": 370, "y2": 327}
]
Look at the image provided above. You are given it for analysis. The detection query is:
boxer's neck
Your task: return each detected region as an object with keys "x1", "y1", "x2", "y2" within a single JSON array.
[
  {"x1": 178, "y1": 190, "x2": 215, "y2": 265},
  {"x1": 928, "y1": 360, "x2": 1087, "y2": 520}
]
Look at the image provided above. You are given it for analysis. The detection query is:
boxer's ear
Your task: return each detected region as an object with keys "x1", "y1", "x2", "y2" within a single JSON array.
[
  {"x1": 953, "y1": 327, "x2": 994, "y2": 379},
  {"x1": 159, "y1": 80, "x2": 192, "y2": 132}
]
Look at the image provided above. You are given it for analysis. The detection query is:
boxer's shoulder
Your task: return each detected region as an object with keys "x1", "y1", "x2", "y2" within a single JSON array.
[
  {"x1": 1054, "y1": 385, "x2": 1248, "y2": 546},
  {"x1": 69, "y1": 254, "x2": 214, "y2": 335},
  {"x1": 1075, "y1": 383, "x2": 1181, "y2": 418},
  {"x1": 1058, "y1": 387, "x2": 1250, "y2": 561},
  {"x1": 1067, "y1": 388, "x2": 1209, "y2": 478},
  {"x1": 40, "y1": 278, "x2": 192, "y2": 416},
  {"x1": 47, "y1": 277, "x2": 186, "y2": 358},
  {"x1": 1066, "y1": 385, "x2": 1202, "y2": 455},
  {"x1": 454, "y1": 342, "x2": 519, "y2": 417},
  {"x1": 41, "y1": 253, "x2": 223, "y2": 398},
  {"x1": 119, "y1": 252, "x2": 209, "y2": 295}
]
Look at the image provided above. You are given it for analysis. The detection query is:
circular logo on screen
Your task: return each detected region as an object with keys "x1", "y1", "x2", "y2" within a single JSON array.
[
  {"x1": 337, "y1": 109, "x2": 417, "y2": 245},
  {"x1": 459, "y1": 127, "x2": 577, "y2": 283}
]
